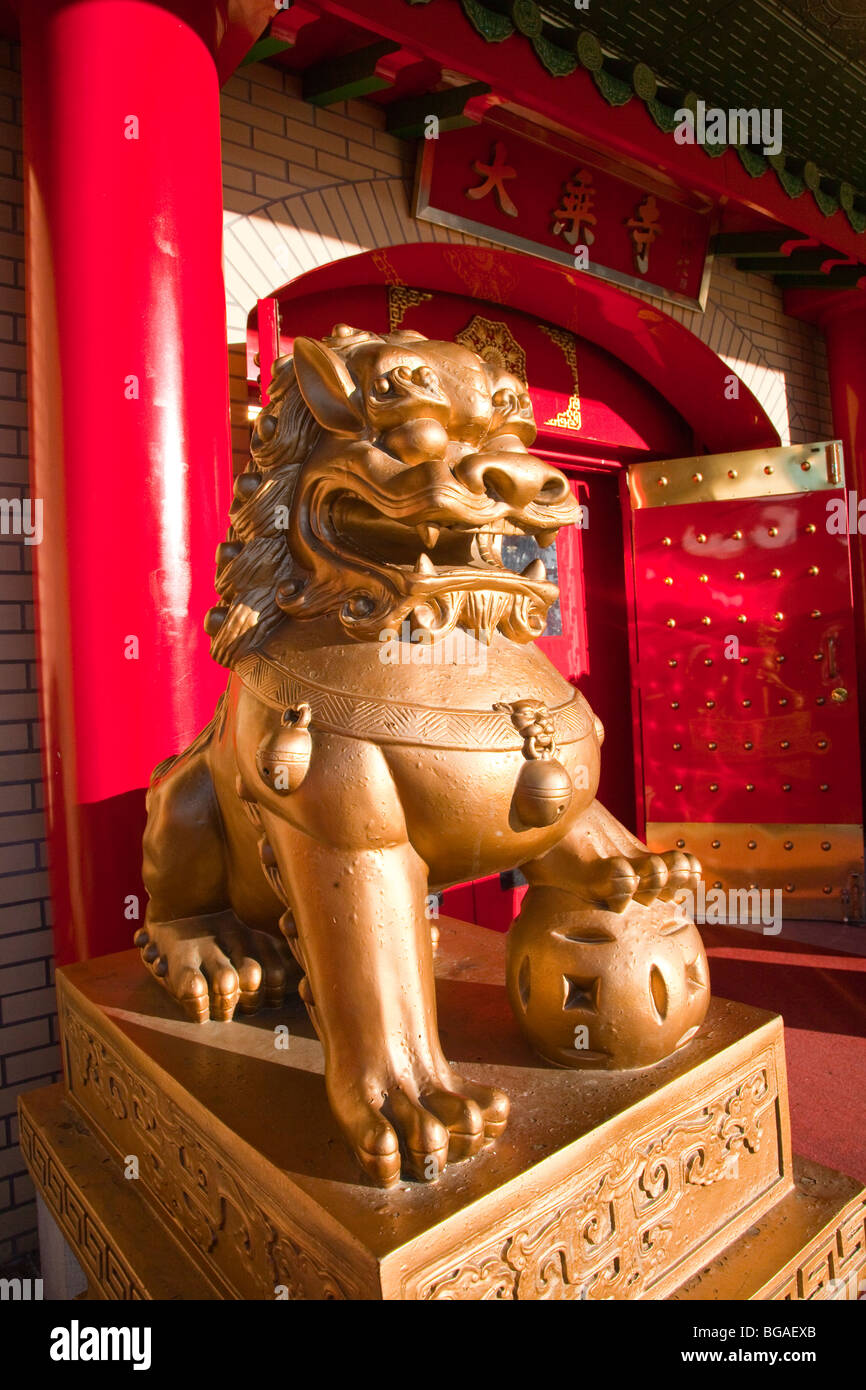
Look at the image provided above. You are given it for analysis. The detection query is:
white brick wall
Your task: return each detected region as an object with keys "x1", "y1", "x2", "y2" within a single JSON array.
[
  {"x1": 634, "y1": 259, "x2": 834, "y2": 446},
  {"x1": 0, "y1": 39, "x2": 59, "y2": 1269},
  {"x1": 221, "y1": 62, "x2": 835, "y2": 454}
]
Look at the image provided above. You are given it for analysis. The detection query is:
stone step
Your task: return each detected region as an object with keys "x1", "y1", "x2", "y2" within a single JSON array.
[
  {"x1": 18, "y1": 1083, "x2": 220, "y2": 1300},
  {"x1": 670, "y1": 1154, "x2": 866, "y2": 1300}
]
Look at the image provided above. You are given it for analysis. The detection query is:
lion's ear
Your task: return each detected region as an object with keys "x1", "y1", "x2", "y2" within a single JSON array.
[{"x1": 292, "y1": 337, "x2": 365, "y2": 437}]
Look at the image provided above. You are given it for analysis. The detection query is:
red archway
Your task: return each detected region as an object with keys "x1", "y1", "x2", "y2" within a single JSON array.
[
  {"x1": 247, "y1": 245, "x2": 781, "y2": 931},
  {"x1": 250, "y1": 244, "x2": 780, "y2": 456}
]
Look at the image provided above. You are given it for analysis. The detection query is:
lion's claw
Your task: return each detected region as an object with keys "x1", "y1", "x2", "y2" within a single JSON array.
[
  {"x1": 327, "y1": 1069, "x2": 508, "y2": 1187},
  {"x1": 135, "y1": 912, "x2": 299, "y2": 1022},
  {"x1": 585, "y1": 849, "x2": 701, "y2": 912}
]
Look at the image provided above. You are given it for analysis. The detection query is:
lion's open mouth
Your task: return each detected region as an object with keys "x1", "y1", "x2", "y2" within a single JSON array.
[
  {"x1": 328, "y1": 496, "x2": 557, "y2": 577},
  {"x1": 280, "y1": 447, "x2": 578, "y2": 643}
]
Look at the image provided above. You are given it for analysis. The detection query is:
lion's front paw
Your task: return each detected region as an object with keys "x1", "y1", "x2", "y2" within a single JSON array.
[
  {"x1": 583, "y1": 849, "x2": 701, "y2": 913},
  {"x1": 326, "y1": 1063, "x2": 509, "y2": 1188},
  {"x1": 134, "y1": 911, "x2": 299, "y2": 1023}
]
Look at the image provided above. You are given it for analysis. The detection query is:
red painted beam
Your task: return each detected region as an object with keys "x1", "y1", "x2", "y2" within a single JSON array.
[
  {"x1": 270, "y1": 1, "x2": 324, "y2": 47},
  {"x1": 312, "y1": 0, "x2": 866, "y2": 263},
  {"x1": 214, "y1": 0, "x2": 276, "y2": 84}
]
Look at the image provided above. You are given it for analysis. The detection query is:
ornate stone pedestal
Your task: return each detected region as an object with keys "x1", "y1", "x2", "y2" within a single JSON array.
[{"x1": 18, "y1": 918, "x2": 866, "y2": 1300}]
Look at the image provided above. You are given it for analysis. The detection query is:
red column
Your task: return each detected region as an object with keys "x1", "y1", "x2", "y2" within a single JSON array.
[
  {"x1": 790, "y1": 290, "x2": 866, "y2": 802},
  {"x1": 21, "y1": 1, "x2": 232, "y2": 964}
]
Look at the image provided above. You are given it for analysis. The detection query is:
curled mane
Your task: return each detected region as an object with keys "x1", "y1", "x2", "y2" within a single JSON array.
[{"x1": 205, "y1": 357, "x2": 322, "y2": 667}]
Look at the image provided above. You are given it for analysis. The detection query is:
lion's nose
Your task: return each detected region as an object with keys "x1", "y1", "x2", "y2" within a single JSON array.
[{"x1": 453, "y1": 453, "x2": 571, "y2": 508}]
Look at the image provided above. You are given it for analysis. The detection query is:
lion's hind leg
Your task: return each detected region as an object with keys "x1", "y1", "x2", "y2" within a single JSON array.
[{"x1": 138, "y1": 745, "x2": 296, "y2": 1022}]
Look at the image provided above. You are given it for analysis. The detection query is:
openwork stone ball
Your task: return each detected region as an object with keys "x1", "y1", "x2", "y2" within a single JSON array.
[{"x1": 506, "y1": 885, "x2": 710, "y2": 1070}]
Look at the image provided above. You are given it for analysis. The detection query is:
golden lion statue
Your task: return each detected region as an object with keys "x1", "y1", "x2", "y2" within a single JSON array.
[{"x1": 136, "y1": 325, "x2": 709, "y2": 1187}]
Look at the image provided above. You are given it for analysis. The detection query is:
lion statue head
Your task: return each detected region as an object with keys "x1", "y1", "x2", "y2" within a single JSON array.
[{"x1": 205, "y1": 325, "x2": 580, "y2": 666}]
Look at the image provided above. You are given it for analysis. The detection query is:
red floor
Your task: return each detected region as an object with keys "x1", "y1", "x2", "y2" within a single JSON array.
[{"x1": 700, "y1": 925, "x2": 866, "y2": 1183}]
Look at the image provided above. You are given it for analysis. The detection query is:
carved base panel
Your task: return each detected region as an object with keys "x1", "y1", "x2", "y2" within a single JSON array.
[
  {"x1": 18, "y1": 1084, "x2": 220, "y2": 1300},
  {"x1": 18, "y1": 918, "x2": 864, "y2": 1300},
  {"x1": 21, "y1": 1087, "x2": 864, "y2": 1303}
]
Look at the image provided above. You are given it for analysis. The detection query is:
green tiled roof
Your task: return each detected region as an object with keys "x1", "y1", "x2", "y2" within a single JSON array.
[{"x1": 409, "y1": 0, "x2": 866, "y2": 235}]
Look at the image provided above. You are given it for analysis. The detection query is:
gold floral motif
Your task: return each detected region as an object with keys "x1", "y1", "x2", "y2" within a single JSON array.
[
  {"x1": 455, "y1": 314, "x2": 527, "y2": 383},
  {"x1": 370, "y1": 248, "x2": 405, "y2": 286},
  {"x1": 443, "y1": 246, "x2": 520, "y2": 303},
  {"x1": 539, "y1": 324, "x2": 581, "y2": 430}
]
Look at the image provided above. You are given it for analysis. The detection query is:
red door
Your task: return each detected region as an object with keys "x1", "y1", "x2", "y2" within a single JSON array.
[{"x1": 630, "y1": 441, "x2": 865, "y2": 922}]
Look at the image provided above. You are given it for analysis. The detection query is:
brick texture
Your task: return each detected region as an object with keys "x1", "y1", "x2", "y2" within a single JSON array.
[
  {"x1": 0, "y1": 40, "x2": 59, "y2": 1268},
  {"x1": 221, "y1": 62, "x2": 835, "y2": 453}
]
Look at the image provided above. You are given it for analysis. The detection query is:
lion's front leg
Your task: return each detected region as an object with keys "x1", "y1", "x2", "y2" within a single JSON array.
[{"x1": 259, "y1": 810, "x2": 509, "y2": 1187}]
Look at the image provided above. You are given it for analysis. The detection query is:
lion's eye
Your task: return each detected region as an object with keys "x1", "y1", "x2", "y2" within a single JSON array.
[
  {"x1": 373, "y1": 375, "x2": 391, "y2": 395},
  {"x1": 518, "y1": 393, "x2": 532, "y2": 412},
  {"x1": 412, "y1": 366, "x2": 438, "y2": 390}
]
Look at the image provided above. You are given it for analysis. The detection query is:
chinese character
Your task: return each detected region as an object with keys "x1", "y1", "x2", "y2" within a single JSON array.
[
  {"x1": 626, "y1": 194, "x2": 662, "y2": 275},
  {"x1": 552, "y1": 168, "x2": 596, "y2": 246},
  {"x1": 466, "y1": 142, "x2": 519, "y2": 218},
  {"x1": 675, "y1": 231, "x2": 695, "y2": 292}
]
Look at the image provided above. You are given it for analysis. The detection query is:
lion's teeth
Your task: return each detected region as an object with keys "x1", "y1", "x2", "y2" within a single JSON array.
[
  {"x1": 536, "y1": 528, "x2": 558, "y2": 549},
  {"x1": 522, "y1": 558, "x2": 546, "y2": 582},
  {"x1": 414, "y1": 552, "x2": 436, "y2": 575},
  {"x1": 417, "y1": 523, "x2": 440, "y2": 548},
  {"x1": 476, "y1": 530, "x2": 503, "y2": 565}
]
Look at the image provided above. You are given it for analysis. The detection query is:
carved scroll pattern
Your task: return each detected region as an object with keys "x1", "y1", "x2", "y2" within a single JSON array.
[
  {"x1": 60, "y1": 999, "x2": 360, "y2": 1301},
  {"x1": 416, "y1": 1061, "x2": 777, "y2": 1301},
  {"x1": 386, "y1": 285, "x2": 432, "y2": 332}
]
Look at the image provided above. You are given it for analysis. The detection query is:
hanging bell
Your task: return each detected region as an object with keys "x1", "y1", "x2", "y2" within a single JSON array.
[
  {"x1": 255, "y1": 704, "x2": 312, "y2": 795},
  {"x1": 513, "y1": 757, "x2": 573, "y2": 828}
]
